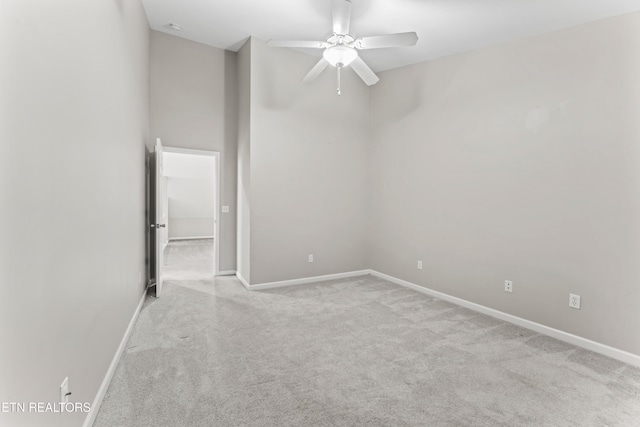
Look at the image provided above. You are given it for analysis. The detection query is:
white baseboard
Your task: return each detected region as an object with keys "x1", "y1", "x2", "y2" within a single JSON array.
[
  {"x1": 169, "y1": 236, "x2": 214, "y2": 241},
  {"x1": 83, "y1": 289, "x2": 147, "y2": 427},
  {"x1": 369, "y1": 270, "x2": 640, "y2": 368},
  {"x1": 236, "y1": 271, "x2": 250, "y2": 289},
  {"x1": 241, "y1": 270, "x2": 372, "y2": 291},
  {"x1": 236, "y1": 267, "x2": 640, "y2": 367},
  {"x1": 217, "y1": 270, "x2": 237, "y2": 276}
]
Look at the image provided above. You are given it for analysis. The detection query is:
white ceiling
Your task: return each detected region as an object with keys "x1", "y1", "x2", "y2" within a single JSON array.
[{"x1": 142, "y1": 0, "x2": 640, "y2": 72}]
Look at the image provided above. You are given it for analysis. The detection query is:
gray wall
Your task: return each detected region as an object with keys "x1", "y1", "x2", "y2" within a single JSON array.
[
  {"x1": 245, "y1": 38, "x2": 370, "y2": 284},
  {"x1": 369, "y1": 12, "x2": 640, "y2": 356},
  {"x1": 0, "y1": 1, "x2": 150, "y2": 426},
  {"x1": 149, "y1": 31, "x2": 237, "y2": 271},
  {"x1": 237, "y1": 40, "x2": 252, "y2": 282},
  {"x1": 169, "y1": 217, "x2": 214, "y2": 239}
]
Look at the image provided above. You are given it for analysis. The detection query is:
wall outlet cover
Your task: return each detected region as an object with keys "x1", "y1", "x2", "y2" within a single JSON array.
[
  {"x1": 504, "y1": 280, "x2": 513, "y2": 293},
  {"x1": 569, "y1": 293, "x2": 581, "y2": 309}
]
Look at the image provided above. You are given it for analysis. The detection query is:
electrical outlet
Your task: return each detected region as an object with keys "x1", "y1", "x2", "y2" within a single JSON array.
[
  {"x1": 60, "y1": 377, "x2": 69, "y2": 403},
  {"x1": 308, "y1": 254, "x2": 314, "y2": 263},
  {"x1": 221, "y1": 205, "x2": 229, "y2": 213},
  {"x1": 569, "y1": 293, "x2": 581, "y2": 309},
  {"x1": 504, "y1": 280, "x2": 513, "y2": 293},
  {"x1": 417, "y1": 260, "x2": 423, "y2": 270}
]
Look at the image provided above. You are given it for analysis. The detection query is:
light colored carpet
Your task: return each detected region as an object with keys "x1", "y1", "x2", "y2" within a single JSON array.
[
  {"x1": 94, "y1": 241, "x2": 640, "y2": 426},
  {"x1": 162, "y1": 239, "x2": 215, "y2": 281}
]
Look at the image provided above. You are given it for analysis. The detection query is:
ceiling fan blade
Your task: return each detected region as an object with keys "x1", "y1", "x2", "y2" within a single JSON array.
[
  {"x1": 267, "y1": 40, "x2": 329, "y2": 49},
  {"x1": 302, "y1": 58, "x2": 330, "y2": 83},
  {"x1": 332, "y1": 0, "x2": 352, "y2": 35},
  {"x1": 350, "y1": 56, "x2": 379, "y2": 86},
  {"x1": 355, "y1": 32, "x2": 418, "y2": 49}
]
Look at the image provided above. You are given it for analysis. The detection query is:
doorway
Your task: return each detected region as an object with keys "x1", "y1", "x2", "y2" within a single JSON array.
[{"x1": 160, "y1": 147, "x2": 220, "y2": 282}]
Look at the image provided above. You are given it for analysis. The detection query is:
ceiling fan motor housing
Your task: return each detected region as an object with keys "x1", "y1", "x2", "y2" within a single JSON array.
[{"x1": 327, "y1": 33, "x2": 355, "y2": 46}]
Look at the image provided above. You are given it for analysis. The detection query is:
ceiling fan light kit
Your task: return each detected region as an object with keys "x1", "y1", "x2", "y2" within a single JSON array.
[
  {"x1": 267, "y1": 0, "x2": 418, "y2": 95},
  {"x1": 323, "y1": 44, "x2": 357, "y2": 67}
]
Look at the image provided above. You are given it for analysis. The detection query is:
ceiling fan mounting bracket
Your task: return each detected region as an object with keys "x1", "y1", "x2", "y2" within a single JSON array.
[{"x1": 327, "y1": 33, "x2": 356, "y2": 47}]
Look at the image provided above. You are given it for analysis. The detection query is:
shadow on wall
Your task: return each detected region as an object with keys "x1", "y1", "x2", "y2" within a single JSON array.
[
  {"x1": 258, "y1": 47, "x2": 313, "y2": 110},
  {"x1": 222, "y1": 49, "x2": 238, "y2": 270},
  {"x1": 223, "y1": 49, "x2": 238, "y2": 149},
  {"x1": 375, "y1": 53, "x2": 528, "y2": 122},
  {"x1": 374, "y1": 63, "x2": 425, "y2": 122},
  {"x1": 113, "y1": 0, "x2": 124, "y2": 14}
]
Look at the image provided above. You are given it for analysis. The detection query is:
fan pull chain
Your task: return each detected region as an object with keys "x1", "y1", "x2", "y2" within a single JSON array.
[{"x1": 337, "y1": 64, "x2": 342, "y2": 96}]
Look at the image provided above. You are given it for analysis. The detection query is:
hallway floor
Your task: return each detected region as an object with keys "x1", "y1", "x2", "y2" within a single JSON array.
[
  {"x1": 162, "y1": 239, "x2": 215, "y2": 281},
  {"x1": 94, "y1": 242, "x2": 640, "y2": 426}
]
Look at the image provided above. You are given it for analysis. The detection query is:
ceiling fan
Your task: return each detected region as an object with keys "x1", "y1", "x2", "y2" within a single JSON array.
[{"x1": 267, "y1": 0, "x2": 418, "y2": 95}]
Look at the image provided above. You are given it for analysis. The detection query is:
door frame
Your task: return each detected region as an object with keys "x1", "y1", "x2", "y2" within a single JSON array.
[{"x1": 163, "y1": 146, "x2": 221, "y2": 276}]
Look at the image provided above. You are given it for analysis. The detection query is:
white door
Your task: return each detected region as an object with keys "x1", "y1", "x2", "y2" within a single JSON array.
[{"x1": 154, "y1": 138, "x2": 166, "y2": 296}]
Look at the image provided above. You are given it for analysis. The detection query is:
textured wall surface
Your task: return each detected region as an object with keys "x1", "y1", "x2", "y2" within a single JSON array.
[
  {"x1": 150, "y1": 31, "x2": 237, "y2": 271},
  {"x1": 246, "y1": 38, "x2": 370, "y2": 284},
  {"x1": 369, "y1": 12, "x2": 640, "y2": 355},
  {"x1": 0, "y1": 1, "x2": 150, "y2": 426}
]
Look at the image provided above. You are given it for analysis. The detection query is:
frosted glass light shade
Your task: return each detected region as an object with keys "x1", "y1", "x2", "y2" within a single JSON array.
[{"x1": 323, "y1": 45, "x2": 357, "y2": 67}]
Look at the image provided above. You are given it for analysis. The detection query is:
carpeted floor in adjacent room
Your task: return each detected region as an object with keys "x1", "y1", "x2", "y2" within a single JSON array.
[{"x1": 94, "y1": 240, "x2": 640, "y2": 426}]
